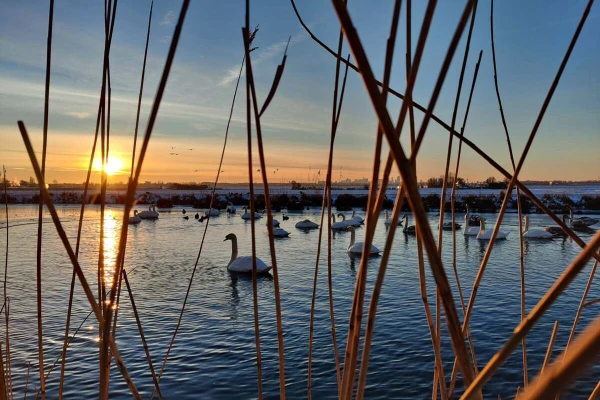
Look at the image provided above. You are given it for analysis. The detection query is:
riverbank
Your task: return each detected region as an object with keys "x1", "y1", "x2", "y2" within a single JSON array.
[{"x1": 2, "y1": 187, "x2": 599, "y2": 214}]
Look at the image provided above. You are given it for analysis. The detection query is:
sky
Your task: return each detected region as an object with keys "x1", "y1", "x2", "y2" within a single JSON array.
[{"x1": 0, "y1": 0, "x2": 598, "y2": 184}]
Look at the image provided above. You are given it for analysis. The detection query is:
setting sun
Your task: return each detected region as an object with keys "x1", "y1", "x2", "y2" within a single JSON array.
[{"x1": 93, "y1": 156, "x2": 125, "y2": 176}]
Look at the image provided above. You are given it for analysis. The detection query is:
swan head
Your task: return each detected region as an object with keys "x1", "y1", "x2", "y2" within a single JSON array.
[
  {"x1": 224, "y1": 233, "x2": 237, "y2": 242},
  {"x1": 345, "y1": 226, "x2": 355, "y2": 232}
]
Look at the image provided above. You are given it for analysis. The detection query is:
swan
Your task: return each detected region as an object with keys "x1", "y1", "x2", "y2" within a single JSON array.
[
  {"x1": 402, "y1": 214, "x2": 416, "y2": 235},
  {"x1": 282, "y1": 214, "x2": 289, "y2": 221},
  {"x1": 383, "y1": 209, "x2": 402, "y2": 227},
  {"x1": 138, "y1": 204, "x2": 159, "y2": 220},
  {"x1": 224, "y1": 233, "x2": 271, "y2": 273},
  {"x1": 476, "y1": 218, "x2": 509, "y2": 240},
  {"x1": 267, "y1": 219, "x2": 280, "y2": 227},
  {"x1": 241, "y1": 206, "x2": 262, "y2": 220},
  {"x1": 295, "y1": 219, "x2": 319, "y2": 229},
  {"x1": 465, "y1": 205, "x2": 482, "y2": 227},
  {"x1": 463, "y1": 214, "x2": 480, "y2": 236},
  {"x1": 332, "y1": 213, "x2": 351, "y2": 230},
  {"x1": 522, "y1": 216, "x2": 553, "y2": 239},
  {"x1": 544, "y1": 215, "x2": 568, "y2": 236},
  {"x1": 272, "y1": 228, "x2": 290, "y2": 238},
  {"x1": 350, "y1": 210, "x2": 365, "y2": 225},
  {"x1": 569, "y1": 208, "x2": 599, "y2": 228},
  {"x1": 129, "y1": 210, "x2": 142, "y2": 225},
  {"x1": 226, "y1": 202, "x2": 237, "y2": 214},
  {"x1": 347, "y1": 226, "x2": 380, "y2": 256},
  {"x1": 194, "y1": 213, "x2": 199, "y2": 220},
  {"x1": 337, "y1": 212, "x2": 361, "y2": 228},
  {"x1": 205, "y1": 208, "x2": 220, "y2": 217}
]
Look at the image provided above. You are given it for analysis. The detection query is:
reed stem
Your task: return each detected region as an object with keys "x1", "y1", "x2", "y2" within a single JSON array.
[{"x1": 540, "y1": 321, "x2": 559, "y2": 376}]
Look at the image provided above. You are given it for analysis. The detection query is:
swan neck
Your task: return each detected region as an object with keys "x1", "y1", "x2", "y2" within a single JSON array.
[
  {"x1": 524, "y1": 216, "x2": 529, "y2": 232},
  {"x1": 352, "y1": 210, "x2": 356, "y2": 218},
  {"x1": 229, "y1": 236, "x2": 238, "y2": 266},
  {"x1": 480, "y1": 218, "x2": 485, "y2": 232},
  {"x1": 332, "y1": 214, "x2": 336, "y2": 223},
  {"x1": 349, "y1": 229, "x2": 355, "y2": 247},
  {"x1": 403, "y1": 215, "x2": 408, "y2": 232}
]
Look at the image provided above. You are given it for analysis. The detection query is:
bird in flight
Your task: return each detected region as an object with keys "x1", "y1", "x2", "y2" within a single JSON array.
[
  {"x1": 188, "y1": 148, "x2": 194, "y2": 151},
  {"x1": 169, "y1": 153, "x2": 179, "y2": 156},
  {"x1": 170, "y1": 146, "x2": 176, "y2": 149}
]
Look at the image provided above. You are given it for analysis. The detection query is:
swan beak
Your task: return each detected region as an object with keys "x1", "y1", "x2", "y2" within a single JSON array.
[{"x1": 223, "y1": 238, "x2": 228, "y2": 241}]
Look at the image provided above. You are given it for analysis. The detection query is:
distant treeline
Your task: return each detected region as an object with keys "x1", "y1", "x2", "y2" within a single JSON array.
[{"x1": 2, "y1": 191, "x2": 600, "y2": 213}]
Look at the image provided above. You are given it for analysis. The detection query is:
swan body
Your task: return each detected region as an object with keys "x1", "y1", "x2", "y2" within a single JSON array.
[
  {"x1": 463, "y1": 214, "x2": 480, "y2": 235},
  {"x1": 129, "y1": 210, "x2": 142, "y2": 225},
  {"x1": 523, "y1": 216, "x2": 553, "y2": 239},
  {"x1": 347, "y1": 226, "x2": 380, "y2": 255},
  {"x1": 272, "y1": 228, "x2": 290, "y2": 237},
  {"x1": 241, "y1": 206, "x2": 262, "y2": 220},
  {"x1": 544, "y1": 215, "x2": 568, "y2": 236},
  {"x1": 205, "y1": 208, "x2": 220, "y2": 217},
  {"x1": 224, "y1": 233, "x2": 271, "y2": 273},
  {"x1": 138, "y1": 204, "x2": 159, "y2": 220},
  {"x1": 439, "y1": 222, "x2": 461, "y2": 231},
  {"x1": 268, "y1": 219, "x2": 280, "y2": 227},
  {"x1": 476, "y1": 218, "x2": 509, "y2": 240},
  {"x1": 332, "y1": 213, "x2": 351, "y2": 230},
  {"x1": 350, "y1": 210, "x2": 365, "y2": 225},
  {"x1": 295, "y1": 219, "x2": 319, "y2": 229},
  {"x1": 402, "y1": 214, "x2": 416, "y2": 235},
  {"x1": 569, "y1": 209, "x2": 598, "y2": 227},
  {"x1": 383, "y1": 209, "x2": 402, "y2": 227},
  {"x1": 226, "y1": 202, "x2": 237, "y2": 214}
]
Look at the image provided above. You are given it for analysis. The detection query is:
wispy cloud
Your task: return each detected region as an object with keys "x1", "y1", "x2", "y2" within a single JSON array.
[
  {"x1": 161, "y1": 11, "x2": 175, "y2": 25},
  {"x1": 65, "y1": 111, "x2": 90, "y2": 119},
  {"x1": 160, "y1": 35, "x2": 172, "y2": 43}
]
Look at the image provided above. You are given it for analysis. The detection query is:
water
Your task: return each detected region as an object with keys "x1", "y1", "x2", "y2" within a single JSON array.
[{"x1": 0, "y1": 205, "x2": 599, "y2": 399}]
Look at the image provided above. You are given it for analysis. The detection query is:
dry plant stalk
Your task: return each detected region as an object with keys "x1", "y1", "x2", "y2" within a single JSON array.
[
  {"x1": 2, "y1": 167, "x2": 12, "y2": 399},
  {"x1": 540, "y1": 321, "x2": 559, "y2": 376},
  {"x1": 519, "y1": 314, "x2": 600, "y2": 399},
  {"x1": 565, "y1": 259, "x2": 599, "y2": 356},
  {"x1": 589, "y1": 381, "x2": 600, "y2": 400}
]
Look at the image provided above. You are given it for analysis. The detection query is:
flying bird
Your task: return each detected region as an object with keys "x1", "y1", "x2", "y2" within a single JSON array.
[{"x1": 188, "y1": 148, "x2": 194, "y2": 151}]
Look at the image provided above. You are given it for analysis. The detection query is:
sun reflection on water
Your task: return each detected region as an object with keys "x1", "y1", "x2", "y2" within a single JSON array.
[{"x1": 102, "y1": 210, "x2": 118, "y2": 290}]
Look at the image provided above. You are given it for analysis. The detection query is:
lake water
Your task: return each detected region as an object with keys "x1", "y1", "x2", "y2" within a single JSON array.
[{"x1": 0, "y1": 204, "x2": 599, "y2": 399}]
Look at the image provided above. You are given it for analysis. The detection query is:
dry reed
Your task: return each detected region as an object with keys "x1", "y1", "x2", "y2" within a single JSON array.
[{"x1": 541, "y1": 321, "x2": 559, "y2": 376}]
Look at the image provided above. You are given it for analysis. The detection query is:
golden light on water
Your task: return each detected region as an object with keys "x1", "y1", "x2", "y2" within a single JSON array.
[
  {"x1": 102, "y1": 210, "x2": 118, "y2": 289},
  {"x1": 93, "y1": 156, "x2": 125, "y2": 176}
]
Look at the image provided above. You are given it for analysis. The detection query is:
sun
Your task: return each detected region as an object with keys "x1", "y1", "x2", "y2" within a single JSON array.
[{"x1": 93, "y1": 156, "x2": 125, "y2": 176}]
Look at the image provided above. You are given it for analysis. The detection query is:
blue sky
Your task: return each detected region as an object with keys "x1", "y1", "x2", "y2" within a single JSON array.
[{"x1": 0, "y1": 0, "x2": 598, "y2": 184}]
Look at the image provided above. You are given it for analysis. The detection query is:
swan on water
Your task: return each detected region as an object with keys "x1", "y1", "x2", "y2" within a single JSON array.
[
  {"x1": 383, "y1": 209, "x2": 402, "y2": 227},
  {"x1": 523, "y1": 216, "x2": 553, "y2": 239},
  {"x1": 465, "y1": 205, "x2": 482, "y2": 227},
  {"x1": 267, "y1": 219, "x2": 280, "y2": 227},
  {"x1": 138, "y1": 204, "x2": 159, "y2": 220},
  {"x1": 337, "y1": 213, "x2": 361, "y2": 228},
  {"x1": 476, "y1": 218, "x2": 509, "y2": 240},
  {"x1": 332, "y1": 213, "x2": 350, "y2": 230},
  {"x1": 224, "y1": 233, "x2": 271, "y2": 273},
  {"x1": 402, "y1": 214, "x2": 416, "y2": 235},
  {"x1": 272, "y1": 228, "x2": 290, "y2": 238},
  {"x1": 439, "y1": 221, "x2": 461, "y2": 231},
  {"x1": 544, "y1": 215, "x2": 568, "y2": 236},
  {"x1": 347, "y1": 226, "x2": 380, "y2": 256},
  {"x1": 241, "y1": 206, "x2": 262, "y2": 220},
  {"x1": 129, "y1": 210, "x2": 142, "y2": 225},
  {"x1": 226, "y1": 202, "x2": 237, "y2": 214},
  {"x1": 463, "y1": 214, "x2": 480, "y2": 236},
  {"x1": 282, "y1": 214, "x2": 289, "y2": 221},
  {"x1": 350, "y1": 210, "x2": 365, "y2": 225},
  {"x1": 205, "y1": 208, "x2": 220, "y2": 217},
  {"x1": 569, "y1": 208, "x2": 599, "y2": 227},
  {"x1": 295, "y1": 219, "x2": 319, "y2": 229}
]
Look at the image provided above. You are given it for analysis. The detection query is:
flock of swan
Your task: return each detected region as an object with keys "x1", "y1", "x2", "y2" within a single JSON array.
[{"x1": 128, "y1": 204, "x2": 598, "y2": 274}]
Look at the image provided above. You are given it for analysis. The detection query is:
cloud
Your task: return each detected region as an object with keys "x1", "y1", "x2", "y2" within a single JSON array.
[
  {"x1": 65, "y1": 111, "x2": 90, "y2": 119},
  {"x1": 160, "y1": 35, "x2": 172, "y2": 43},
  {"x1": 161, "y1": 11, "x2": 175, "y2": 25}
]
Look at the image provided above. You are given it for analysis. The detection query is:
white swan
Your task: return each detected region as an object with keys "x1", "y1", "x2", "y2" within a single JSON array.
[
  {"x1": 205, "y1": 208, "x2": 220, "y2": 217},
  {"x1": 272, "y1": 228, "x2": 290, "y2": 238},
  {"x1": 224, "y1": 233, "x2": 271, "y2": 273},
  {"x1": 295, "y1": 219, "x2": 319, "y2": 229},
  {"x1": 241, "y1": 206, "x2": 262, "y2": 220},
  {"x1": 383, "y1": 209, "x2": 402, "y2": 227},
  {"x1": 522, "y1": 216, "x2": 553, "y2": 239},
  {"x1": 463, "y1": 214, "x2": 480, "y2": 236},
  {"x1": 138, "y1": 204, "x2": 159, "y2": 220},
  {"x1": 347, "y1": 226, "x2": 380, "y2": 256},
  {"x1": 569, "y1": 208, "x2": 599, "y2": 227},
  {"x1": 337, "y1": 212, "x2": 361, "y2": 228},
  {"x1": 350, "y1": 210, "x2": 365, "y2": 225},
  {"x1": 402, "y1": 214, "x2": 416, "y2": 235},
  {"x1": 476, "y1": 218, "x2": 509, "y2": 240},
  {"x1": 332, "y1": 213, "x2": 350, "y2": 230},
  {"x1": 129, "y1": 210, "x2": 142, "y2": 225}
]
